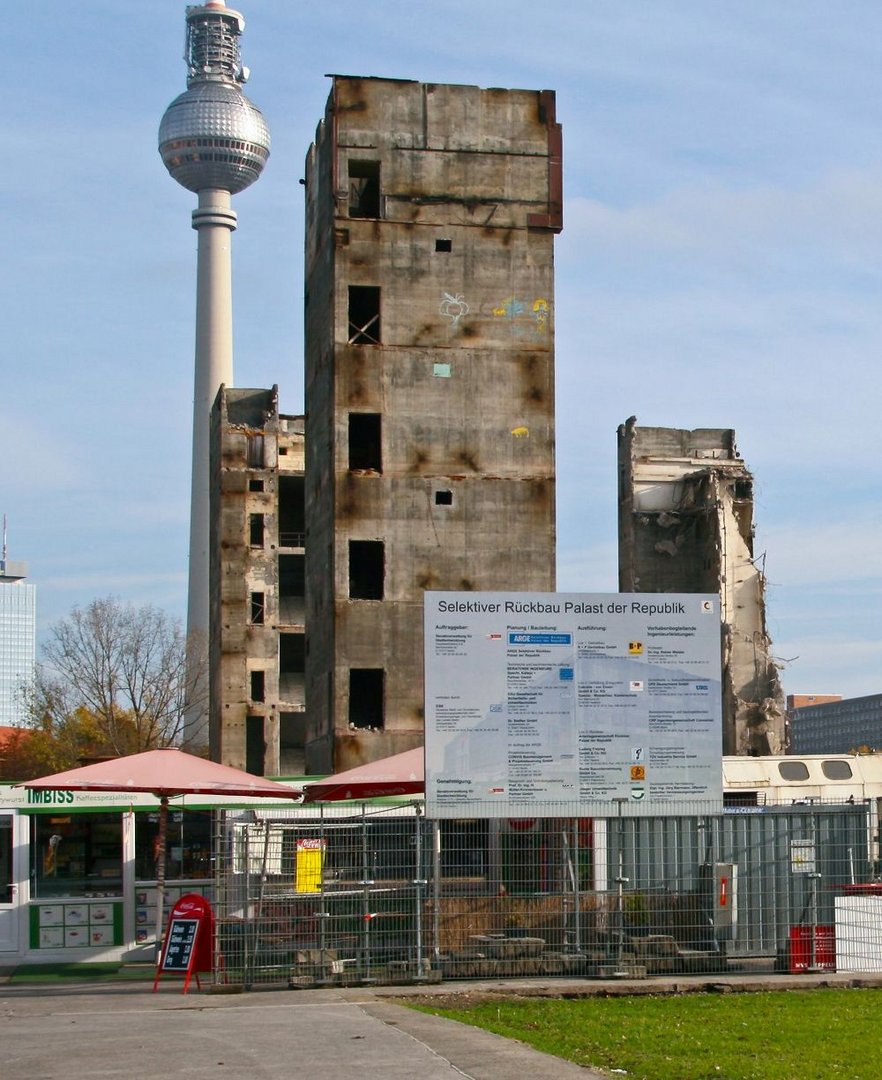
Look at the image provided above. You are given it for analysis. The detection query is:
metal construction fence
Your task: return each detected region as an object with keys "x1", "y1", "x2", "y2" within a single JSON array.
[{"x1": 211, "y1": 798, "x2": 882, "y2": 988}]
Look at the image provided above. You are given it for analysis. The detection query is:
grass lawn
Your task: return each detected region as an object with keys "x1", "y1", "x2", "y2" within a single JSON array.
[{"x1": 412, "y1": 988, "x2": 882, "y2": 1079}]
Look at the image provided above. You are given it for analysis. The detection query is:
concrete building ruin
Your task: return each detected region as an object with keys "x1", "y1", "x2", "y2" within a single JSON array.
[
  {"x1": 617, "y1": 418, "x2": 784, "y2": 756},
  {"x1": 210, "y1": 386, "x2": 307, "y2": 774},
  {"x1": 302, "y1": 76, "x2": 563, "y2": 773}
]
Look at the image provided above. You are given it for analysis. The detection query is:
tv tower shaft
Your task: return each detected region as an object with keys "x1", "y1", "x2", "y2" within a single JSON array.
[{"x1": 159, "y1": 0, "x2": 270, "y2": 744}]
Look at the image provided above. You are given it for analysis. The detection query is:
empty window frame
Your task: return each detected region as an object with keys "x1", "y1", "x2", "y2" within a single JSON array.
[
  {"x1": 280, "y1": 633, "x2": 305, "y2": 676},
  {"x1": 278, "y1": 554, "x2": 305, "y2": 625},
  {"x1": 435, "y1": 238, "x2": 452, "y2": 252},
  {"x1": 278, "y1": 475, "x2": 305, "y2": 547},
  {"x1": 348, "y1": 160, "x2": 381, "y2": 219},
  {"x1": 348, "y1": 413, "x2": 382, "y2": 472},
  {"x1": 249, "y1": 513, "x2": 264, "y2": 547},
  {"x1": 279, "y1": 554, "x2": 305, "y2": 600},
  {"x1": 247, "y1": 434, "x2": 265, "y2": 468},
  {"x1": 348, "y1": 286, "x2": 381, "y2": 345},
  {"x1": 279, "y1": 712, "x2": 307, "y2": 774},
  {"x1": 245, "y1": 715, "x2": 265, "y2": 776},
  {"x1": 250, "y1": 591, "x2": 265, "y2": 625},
  {"x1": 249, "y1": 478, "x2": 265, "y2": 492},
  {"x1": 349, "y1": 668, "x2": 384, "y2": 730},
  {"x1": 349, "y1": 540, "x2": 384, "y2": 600},
  {"x1": 435, "y1": 489, "x2": 453, "y2": 505},
  {"x1": 250, "y1": 669, "x2": 266, "y2": 702},
  {"x1": 279, "y1": 633, "x2": 306, "y2": 708},
  {"x1": 280, "y1": 712, "x2": 306, "y2": 750}
]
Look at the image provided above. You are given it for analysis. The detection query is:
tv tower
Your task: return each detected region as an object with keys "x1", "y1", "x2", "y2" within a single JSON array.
[{"x1": 159, "y1": 1, "x2": 270, "y2": 741}]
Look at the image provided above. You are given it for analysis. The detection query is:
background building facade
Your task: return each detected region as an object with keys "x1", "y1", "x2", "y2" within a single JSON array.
[
  {"x1": 789, "y1": 694, "x2": 882, "y2": 754},
  {"x1": 303, "y1": 77, "x2": 563, "y2": 772},
  {"x1": 0, "y1": 557, "x2": 35, "y2": 727},
  {"x1": 210, "y1": 386, "x2": 306, "y2": 774}
]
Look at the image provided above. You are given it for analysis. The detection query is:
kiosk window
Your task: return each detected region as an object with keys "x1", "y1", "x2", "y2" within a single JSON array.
[
  {"x1": 135, "y1": 811, "x2": 212, "y2": 881},
  {"x1": 32, "y1": 813, "x2": 123, "y2": 898}
]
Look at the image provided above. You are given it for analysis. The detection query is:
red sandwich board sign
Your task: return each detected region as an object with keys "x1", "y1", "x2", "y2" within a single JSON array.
[{"x1": 153, "y1": 893, "x2": 215, "y2": 993}]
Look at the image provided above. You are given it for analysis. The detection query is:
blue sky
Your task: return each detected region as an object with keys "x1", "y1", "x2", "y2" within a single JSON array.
[{"x1": 4, "y1": 1, "x2": 880, "y2": 700}]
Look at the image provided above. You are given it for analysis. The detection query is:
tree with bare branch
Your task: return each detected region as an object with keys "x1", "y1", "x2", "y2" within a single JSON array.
[{"x1": 24, "y1": 598, "x2": 207, "y2": 769}]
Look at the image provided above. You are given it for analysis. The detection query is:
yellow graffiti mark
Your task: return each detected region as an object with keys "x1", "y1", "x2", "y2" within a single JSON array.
[{"x1": 511, "y1": 426, "x2": 530, "y2": 438}]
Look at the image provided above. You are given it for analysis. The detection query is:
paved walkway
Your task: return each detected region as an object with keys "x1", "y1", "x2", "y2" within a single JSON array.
[
  {"x1": 0, "y1": 980, "x2": 600, "y2": 1080},
  {"x1": 4, "y1": 971, "x2": 882, "y2": 1080}
]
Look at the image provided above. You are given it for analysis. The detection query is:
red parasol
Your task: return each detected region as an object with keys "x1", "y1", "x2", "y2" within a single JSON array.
[
  {"x1": 302, "y1": 746, "x2": 424, "y2": 802},
  {"x1": 20, "y1": 748, "x2": 302, "y2": 951}
]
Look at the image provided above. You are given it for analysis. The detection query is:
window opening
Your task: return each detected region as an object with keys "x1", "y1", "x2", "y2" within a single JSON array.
[
  {"x1": 250, "y1": 592, "x2": 265, "y2": 625},
  {"x1": 249, "y1": 479, "x2": 264, "y2": 492},
  {"x1": 250, "y1": 670, "x2": 265, "y2": 702},
  {"x1": 246, "y1": 434, "x2": 264, "y2": 468},
  {"x1": 279, "y1": 553, "x2": 305, "y2": 625},
  {"x1": 435, "y1": 238, "x2": 452, "y2": 252},
  {"x1": 280, "y1": 712, "x2": 307, "y2": 774},
  {"x1": 246, "y1": 715, "x2": 265, "y2": 776},
  {"x1": 134, "y1": 810, "x2": 212, "y2": 881},
  {"x1": 278, "y1": 475, "x2": 305, "y2": 547},
  {"x1": 349, "y1": 413, "x2": 382, "y2": 472},
  {"x1": 348, "y1": 160, "x2": 381, "y2": 219},
  {"x1": 349, "y1": 668, "x2": 384, "y2": 730},
  {"x1": 279, "y1": 633, "x2": 306, "y2": 707},
  {"x1": 435, "y1": 489, "x2": 453, "y2": 505},
  {"x1": 349, "y1": 540, "x2": 384, "y2": 599},
  {"x1": 249, "y1": 513, "x2": 264, "y2": 547},
  {"x1": 778, "y1": 760, "x2": 810, "y2": 781},
  {"x1": 348, "y1": 286, "x2": 381, "y2": 345},
  {"x1": 31, "y1": 813, "x2": 123, "y2": 898},
  {"x1": 821, "y1": 759, "x2": 853, "y2": 780}
]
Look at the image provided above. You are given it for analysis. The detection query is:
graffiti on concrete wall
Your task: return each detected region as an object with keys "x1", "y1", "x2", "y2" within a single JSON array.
[
  {"x1": 491, "y1": 297, "x2": 550, "y2": 338},
  {"x1": 440, "y1": 292, "x2": 470, "y2": 327},
  {"x1": 438, "y1": 292, "x2": 551, "y2": 338}
]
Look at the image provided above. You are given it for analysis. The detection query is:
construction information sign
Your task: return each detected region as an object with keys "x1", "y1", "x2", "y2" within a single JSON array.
[{"x1": 424, "y1": 592, "x2": 723, "y2": 818}]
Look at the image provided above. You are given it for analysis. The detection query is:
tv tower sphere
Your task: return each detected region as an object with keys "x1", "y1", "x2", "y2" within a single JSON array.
[
  {"x1": 159, "y1": 0, "x2": 270, "y2": 747},
  {"x1": 159, "y1": 2, "x2": 270, "y2": 194}
]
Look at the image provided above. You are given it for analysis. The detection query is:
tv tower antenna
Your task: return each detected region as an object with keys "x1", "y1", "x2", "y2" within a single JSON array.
[{"x1": 159, "y1": 1, "x2": 270, "y2": 743}]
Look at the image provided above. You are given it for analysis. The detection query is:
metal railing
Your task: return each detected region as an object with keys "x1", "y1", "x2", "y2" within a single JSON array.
[{"x1": 278, "y1": 531, "x2": 305, "y2": 548}]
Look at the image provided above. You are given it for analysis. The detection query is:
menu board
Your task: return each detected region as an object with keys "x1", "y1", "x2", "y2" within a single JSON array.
[
  {"x1": 153, "y1": 893, "x2": 214, "y2": 993},
  {"x1": 424, "y1": 592, "x2": 723, "y2": 817},
  {"x1": 161, "y1": 917, "x2": 198, "y2": 972}
]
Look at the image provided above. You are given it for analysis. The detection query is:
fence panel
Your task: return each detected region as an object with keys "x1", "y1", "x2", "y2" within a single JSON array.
[{"x1": 212, "y1": 800, "x2": 879, "y2": 987}]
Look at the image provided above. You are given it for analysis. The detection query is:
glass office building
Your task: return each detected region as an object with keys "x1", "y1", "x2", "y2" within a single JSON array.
[{"x1": 0, "y1": 561, "x2": 36, "y2": 727}]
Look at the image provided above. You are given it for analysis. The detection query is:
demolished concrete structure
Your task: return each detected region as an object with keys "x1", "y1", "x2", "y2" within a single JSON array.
[
  {"x1": 302, "y1": 77, "x2": 562, "y2": 773},
  {"x1": 617, "y1": 417, "x2": 784, "y2": 756},
  {"x1": 210, "y1": 386, "x2": 307, "y2": 774}
]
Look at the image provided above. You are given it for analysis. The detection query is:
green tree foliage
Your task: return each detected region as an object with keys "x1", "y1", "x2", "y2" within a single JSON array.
[{"x1": 0, "y1": 706, "x2": 119, "y2": 780}]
